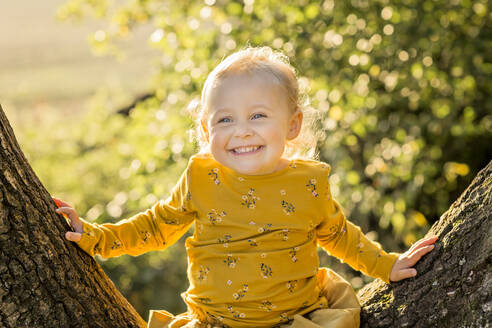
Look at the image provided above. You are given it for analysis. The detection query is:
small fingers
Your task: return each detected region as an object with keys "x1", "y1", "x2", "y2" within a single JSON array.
[
  {"x1": 56, "y1": 207, "x2": 79, "y2": 222},
  {"x1": 56, "y1": 206, "x2": 76, "y2": 215},
  {"x1": 56, "y1": 207, "x2": 71, "y2": 215},
  {"x1": 406, "y1": 244, "x2": 435, "y2": 266},
  {"x1": 397, "y1": 268, "x2": 417, "y2": 281},
  {"x1": 408, "y1": 235, "x2": 437, "y2": 253},
  {"x1": 65, "y1": 231, "x2": 82, "y2": 242},
  {"x1": 52, "y1": 197, "x2": 72, "y2": 208}
]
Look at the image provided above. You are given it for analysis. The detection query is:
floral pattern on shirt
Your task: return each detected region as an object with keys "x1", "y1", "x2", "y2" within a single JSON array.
[
  {"x1": 286, "y1": 280, "x2": 298, "y2": 293},
  {"x1": 289, "y1": 247, "x2": 299, "y2": 262},
  {"x1": 233, "y1": 284, "x2": 249, "y2": 300},
  {"x1": 198, "y1": 265, "x2": 210, "y2": 281},
  {"x1": 281, "y1": 200, "x2": 295, "y2": 215},
  {"x1": 164, "y1": 218, "x2": 179, "y2": 225},
  {"x1": 306, "y1": 178, "x2": 319, "y2": 197},
  {"x1": 208, "y1": 168, "x2": 220, "y2": 185},
  {"x1": 140, "y1": 230, "x2": 152, "y2": 245},
  {"x1": 218, "y1": 234, "x2": 232, "y2": 247},
  {"x1": 94, "y1": 243, "x2": 102, "y2": 254},
  {"x1": 241, "y1": 188, "x2": 260, "y2": 209},
  {"x1": 260, "y1": 263, "x2": 273, "y2": 278},
  {"x1": 306, "y1": 220, "x2": 316, "y2": 241},
  {"x1": 260, "y1": 300, "x2": 277, "y2": 312},
  {"x1": 279, "y1": 228, "x2": 290, "y2": 241},
  {"x1": 207, "y1": 209, "x2": 226, "y2": 225},
  {"x1": 75, "y1": 156, "x2": 399, "y2": 326},
  {"x1": 279, "y1": 313, "x2": 290, "y2": 323},
  {"x1": 248, "y1": 238, "x2": 258, "y2": 246},
  {"x1": 111, "y1": 240, "x2": 122, "y2": 250},
  {"x1": 227, "y1": 305, "x2": 246, "y2": 319},
  {"x1": 357, "y1": 233, "x2": 364, "y2": 253},
  {"x1": 258, "y1": 223, "x2": 272, "y2": 233},
  {"x1": 224, "y1": 254, "x2": 238, "y2": 268}
]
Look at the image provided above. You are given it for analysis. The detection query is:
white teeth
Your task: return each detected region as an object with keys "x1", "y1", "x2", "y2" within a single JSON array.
[{"x1": 232, "y1": 146, "x2": 261, "y2": 154}]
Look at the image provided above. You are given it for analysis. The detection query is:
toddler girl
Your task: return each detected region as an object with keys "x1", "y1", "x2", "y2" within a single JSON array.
[{"x1": 54, "y1": 46, "x2": 437, "y2": 328}]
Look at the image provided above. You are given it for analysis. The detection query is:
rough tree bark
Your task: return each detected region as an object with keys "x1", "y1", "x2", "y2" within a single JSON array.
[
  {"x1": 358, "y1": 160, "x2": 491, "y2": 327},
  {"x1": 0, "y1": 104, "x2": 147, "y2": 328},
  {"x1": 0, "y1": 103, "x2": 490, "y2": 327}
]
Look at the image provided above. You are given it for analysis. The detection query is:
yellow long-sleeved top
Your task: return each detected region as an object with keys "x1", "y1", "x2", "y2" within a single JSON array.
[{"x1": 76, "y1": 153, "x2": 399, "y2": 327}]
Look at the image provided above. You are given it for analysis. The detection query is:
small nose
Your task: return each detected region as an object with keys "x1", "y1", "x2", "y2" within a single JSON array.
[{"x1": 234, "y1": 122, "x2": 254, "y2": 138}]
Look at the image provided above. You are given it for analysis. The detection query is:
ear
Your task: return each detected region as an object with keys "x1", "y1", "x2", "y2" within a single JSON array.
[
  {"x1": 286, "y1": 110, "x2": 303, "y2": 140},
  {"x1": 200, "y1": 120, "x2": 210, "y2": 143}
]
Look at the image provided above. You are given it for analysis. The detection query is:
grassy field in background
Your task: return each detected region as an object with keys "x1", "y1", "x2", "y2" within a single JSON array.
[{"x1": 0, "y1": 0, "x2": 158, "y2": 128}]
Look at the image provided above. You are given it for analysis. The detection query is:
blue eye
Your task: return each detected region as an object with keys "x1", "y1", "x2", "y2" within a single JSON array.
[
  {"x1": 218, "y1": 117, "x2": 232, "y2": 123},
  {"x1": 252, "y1": 113, "x2": 266, "y2": 119}
]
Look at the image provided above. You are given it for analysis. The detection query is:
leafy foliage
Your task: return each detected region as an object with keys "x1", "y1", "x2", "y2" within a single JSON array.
[{"x1": 17, "y1": 0, "x2": 492, "y2": 319}]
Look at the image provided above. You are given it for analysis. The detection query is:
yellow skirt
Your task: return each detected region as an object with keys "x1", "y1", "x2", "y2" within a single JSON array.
[{"x1": 147, "y1": 268, "x2": 360, "y2": 328}]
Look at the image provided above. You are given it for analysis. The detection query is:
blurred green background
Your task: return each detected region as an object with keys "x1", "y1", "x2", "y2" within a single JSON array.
[{"x1": 2, "y1": 0, "x2": 491, "y2": 322}]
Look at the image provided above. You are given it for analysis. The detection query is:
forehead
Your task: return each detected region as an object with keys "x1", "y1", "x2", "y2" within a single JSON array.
[{"x1": 207, "y1": 73, "x2": 288, "y2": 112}]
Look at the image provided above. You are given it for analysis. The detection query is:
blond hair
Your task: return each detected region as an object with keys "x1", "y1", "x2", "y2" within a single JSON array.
[{"x1": 188, "y1": 46, "x2": 322, "y2": 160}]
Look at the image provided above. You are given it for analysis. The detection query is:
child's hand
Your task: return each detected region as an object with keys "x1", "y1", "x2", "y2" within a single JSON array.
[
  {"x1": 52, "y1": 196, "x2": 84, "y2": 242},
  {"x1": 389, "y1": 235, "x2": 438, "y2": 282}
]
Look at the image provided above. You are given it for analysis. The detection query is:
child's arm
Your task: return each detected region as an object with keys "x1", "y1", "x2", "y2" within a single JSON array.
[
  {"x1": 316, "y1": 176, "x2": 435, "y2": 283},
  {"x1": 54, "y1": 163, "x2": 196, "y2": 258}
]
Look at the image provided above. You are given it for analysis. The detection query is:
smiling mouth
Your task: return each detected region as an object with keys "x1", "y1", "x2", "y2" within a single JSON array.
[{"x1": 229, "y1": 145, "x2": 264, "y2": 155}]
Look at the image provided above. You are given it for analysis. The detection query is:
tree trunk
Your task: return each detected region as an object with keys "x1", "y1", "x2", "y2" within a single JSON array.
[
  {"x1": 1, "y1": 103, "x2": 490, "y2": 327},
  {"x1": 358, "y1": 160, "x2": 492, "y2": 327},
  {"x1": 0, "y1": 105, "x2": 147, "y2": 328}
]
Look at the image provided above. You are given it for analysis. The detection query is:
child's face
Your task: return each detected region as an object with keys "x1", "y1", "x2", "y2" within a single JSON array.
[{"x1": 202, "y1": 73, "x2": 302, "y2": 175}]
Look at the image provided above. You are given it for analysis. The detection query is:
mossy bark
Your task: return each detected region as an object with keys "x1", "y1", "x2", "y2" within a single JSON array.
[
  {"x1": 358, "y1": 160, "x2": 492, "y2": 327},
  {"x1": 1, "y1": 103, "x2": 490, "y2": 327},
  {"x1": 0, "y1": 105, "x2": 147, "y2": 328}
]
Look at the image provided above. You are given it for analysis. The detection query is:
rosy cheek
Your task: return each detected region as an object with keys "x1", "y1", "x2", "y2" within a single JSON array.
[{"x1": 209, "y1": 135, "x2": 224, "y2": 149}]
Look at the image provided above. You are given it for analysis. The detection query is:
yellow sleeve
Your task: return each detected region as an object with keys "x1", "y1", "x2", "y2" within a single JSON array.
[
  {"x1": 316, "y1": 168, "x2": 400, "y2": 284},
  {"x1": 75, "y1": 159, "x2": 196, "y2": 259}
]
